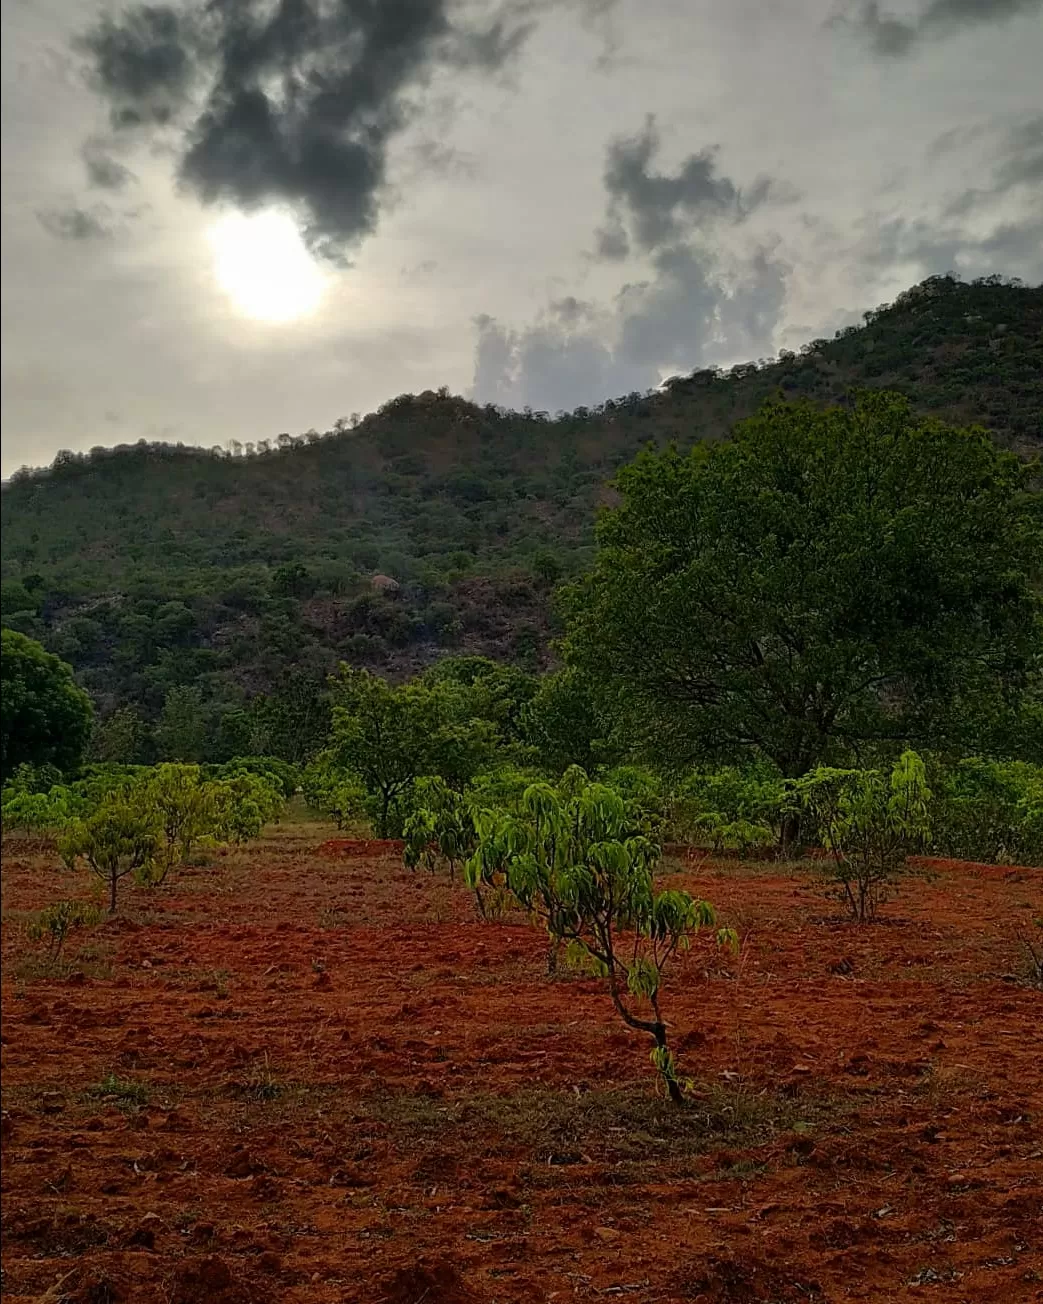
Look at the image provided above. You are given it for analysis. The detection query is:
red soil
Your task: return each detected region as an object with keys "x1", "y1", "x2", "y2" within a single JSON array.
[
  {"x1": 1, "y1": 829, "x2": 1040, "y2": 1303},
  {"x1": 317, "y1": 838, "x2": 406, "y2": 858}
]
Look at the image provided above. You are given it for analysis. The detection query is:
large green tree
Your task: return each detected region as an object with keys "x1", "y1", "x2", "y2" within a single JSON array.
[
  {"x1": 564, "y1": 392, "x2": 1042, "y2": 779},
  {"x1": 328, "y1": 667, "x2": 498, "y2": 835},
  {"x1": 1, "y1": 630, "x2": 94, "y2": 780},
  {"x1": 420, "y1": 656, "x2": 538, "y2": 746},
  {"x1": 155, "y1": 685, "x2": 208, "y2": 763},
  {"x1": 520, "y1": 667, "x2": 610, "y2": 775}
]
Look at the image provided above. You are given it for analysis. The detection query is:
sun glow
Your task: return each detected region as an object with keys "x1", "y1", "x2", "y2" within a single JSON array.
[{"x1": 207, "y1": 210, "x2": 325, "y2": 323}]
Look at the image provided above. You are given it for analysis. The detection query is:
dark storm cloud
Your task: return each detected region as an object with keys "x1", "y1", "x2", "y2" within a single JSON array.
[
  {"x1": 475, "y1": 121, "x2": 788, "y2": 411},
  {"x1": 596, "y1": 116, "x2": 773, "y2": 258},
  {"x1": 37, "y1": 205, "x2": 117, "y2": 240},
  {"x1": 847, "y1": 0, "x2": 1043, "y2": 56},
  {"x1": 75, "y1": 0, "x2": 548, "y2": 259},
  {"x1": 617, "y1": 244, "x2": 787, "y2": 372},
  {"x1": 81, "y1": 139, "x2": 137, "y2": 190},
  {"x1": 474, "y1": 244, "x2": 788, "y2": 411},
  {"x1": 78, "y1": 4, "x2": 199, "y2": 126},
  {"x1": 865, "y1": 209, "x2": 1043, "y2": 282}
]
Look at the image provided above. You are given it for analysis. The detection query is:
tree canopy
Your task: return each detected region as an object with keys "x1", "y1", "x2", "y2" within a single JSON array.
[
  {"x1": 1, "y1": 629, "x2": 94, "y2": 781},
  {"x1": 564, "y1": 392, "x2": 1042, "y2": 777},
  {"x1": 328, "y1": 667, "x2": 499, "y2": 834}
]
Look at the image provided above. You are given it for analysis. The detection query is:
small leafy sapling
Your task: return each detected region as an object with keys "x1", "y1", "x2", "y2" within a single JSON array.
[
  {"x1": 465, "y1": 811, "x2": 516, "y2": 923},
  {"x1": 403, "y1": 777, "x2": 476, "y2": 879},
  {"x1": 59, "y1": 798, "x2": 161, "y2": 912},
  {"x1": 469, "y1": 768, "x2": 735, "y2": 1103},
  {"x1": 134, "y1": 764, "x2": 215, "y2": 885},
  {"x1": 301, "y1": 756, "x2": 368, "y2": 829},
  {"x1": 794, "y1": 750, "x2": 931, "y2": 922},
  {"x1": 208, "y1": 772, "x2": 285, "y2": 844},
  {"x1": 25, "y1": 899, "x2": 102, "y2": 962}
]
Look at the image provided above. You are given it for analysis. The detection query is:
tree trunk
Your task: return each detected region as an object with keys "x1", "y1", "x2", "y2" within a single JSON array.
[
  {"x1": 778, "y1": 753, "x2": 811, "y2": 858},
  {"x1": 605, "y1": 969, "x2": 687, "y2": 1106},
  {"x1": 779, "y1": 810, "x2": 802, "y2": 859},
  {"x1": 546, "y1": 933, "x2": 560, "y2": 975},
  {"x1": 652, "y1": 1021, "x2": 685, "y2": 1106},
  {"x1": 109, "y1": 869, "x2": 118, "y2": 913}
]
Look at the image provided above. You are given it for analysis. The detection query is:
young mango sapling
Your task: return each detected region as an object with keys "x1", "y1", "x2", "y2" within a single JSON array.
[{"x1": 468, "y1": 767, "x2": 735, "y2": 1103}]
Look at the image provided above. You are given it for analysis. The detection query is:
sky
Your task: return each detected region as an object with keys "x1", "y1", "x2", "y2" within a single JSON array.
[{"x1": 1, "y1": 0, "x2": 1041, "y2": 476}]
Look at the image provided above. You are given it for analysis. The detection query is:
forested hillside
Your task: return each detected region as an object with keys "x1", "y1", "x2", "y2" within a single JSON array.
[{"x1": 1, "y1": 273, "x2": 1040, "y2": 756}]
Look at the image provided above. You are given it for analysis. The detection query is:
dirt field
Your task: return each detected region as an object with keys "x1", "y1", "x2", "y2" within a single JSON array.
[{"x1": 2, "y1": 823, "x2": 1041, "y2": 1304}]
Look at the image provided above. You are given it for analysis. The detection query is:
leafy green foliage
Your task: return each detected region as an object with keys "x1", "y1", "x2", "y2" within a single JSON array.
[
  {"x1": 25, "y1": 899, "x2": 103, "y2": 962},
  {"x1": 44, "y1": 760, "x2": 284, "y2": 908},
  {"x1": 520, "y1": 668, "x2": 610, "y2": 776},
  {"x1": 565, "y1": 392, "x2": 1041, "y2": 779},
  {"x1": 207, "y1": 756, "x2": 299, "y2": 800},
  {"x1": 207, "y1": 772, "x2": 285, "y2": 843},
  {"x1": 1, "y1": 783, "x2": 84, "y2": 835},
  {"x1": 88, "y1": 706, "x2": 153, "y2": 765},
  {"x1": 134, "y1": 764, "x2": 219, "y2": 884},
  {"x1": 155, "y1": 686, "x2": 208, "y2": 763},
  {"x1": 403, "y1": 776, "x2": 477, "y2": 879},
  {"x1": 667, "y1": 767, "x2": 786, "y2": 853},
  {"x1": 300, "y1": 755, "x2": 368, "y2": 829},
  {"x1": 59, "y1": 796, "x2": 162, "y2": 912},
  {"x1": 794, "y1": 751, "x2": 932, "y2": 921},
  {"x1": 468, "y1": 766, "x2": 734, "y2": 1102},
  {"x1": 598, "y1": 767, "x2": 668, "y2": 840},
  {"x1": 2, "y1": 762, "x2": 66, "y2": 795},
  {"x1": 1, "y1": 630, "x2": 94, "y2": 781},
  {"x1": 929, "y1": 758, "x2": 1042, "y2": 867},
  {"x1": 328, "y1": 667, "x2": 498, "y2": 836},
  {"x1": 420, "y1": 657, "x2": 538, "y2": 750}
]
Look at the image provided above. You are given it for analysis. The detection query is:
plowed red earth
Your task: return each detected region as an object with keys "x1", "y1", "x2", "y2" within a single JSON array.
[
  {"x1": 317, "y1": 840, "x2": 405, "y2": 859},
  {"x1": 2, "y1": 826, "x2": 1040, "y2": 1304}
]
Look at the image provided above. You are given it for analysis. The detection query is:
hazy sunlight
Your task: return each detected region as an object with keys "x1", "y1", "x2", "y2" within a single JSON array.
[{"x1": 208, "y1": 210, "x2": 325, "y2": 323}]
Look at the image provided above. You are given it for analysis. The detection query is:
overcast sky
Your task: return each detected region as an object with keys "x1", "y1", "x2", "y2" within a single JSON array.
[{"x1": 2, "y1": 0, "x2": 1041, "y2": 476}]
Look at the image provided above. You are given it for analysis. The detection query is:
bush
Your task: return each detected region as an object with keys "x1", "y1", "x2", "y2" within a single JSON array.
[
  {"x1": 328, "y1": 667, "x2": 498, "y2": 835},
  {"x1": 208, "y1": 756, "x2": 300, "y2": 800},
  {"x1": 667, "y1": 767, "x2": 786, "y2": 853},
  {"x1": 793, "y1": 751, "x2": 931, "y2": 921},
  {"x1": 53, "y1": 762, "x2": 285, "y2": 906},
  {"x1": 208, "y1": 772, "x2": 285, "y2": 843},
  {"x1": 134, "y1": 764, "x2": 219, "y2": 884},
  {"x1": 929, "y1": 757, "x2": 1042, "y2": 866},
  {"x1": 599, "y1": 766, "x2": 668, "y2": 840},
  {"x1": 25, "y1": 899, "x2": 103, "y2": 962},
  {"x1": 301, "y1": 755, "x2": 369, "y2": 828},
  {"x1": 403, "y1": 776, "x2": 476, "y2": 879},
  {"x1": 1, "y1": 783, "x2": 84, "y2": 836}
]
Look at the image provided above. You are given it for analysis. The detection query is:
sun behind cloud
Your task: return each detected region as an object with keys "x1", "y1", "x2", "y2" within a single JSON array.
[{"x1": 207, "y1": 210, "x2": 326, "y2": 324}]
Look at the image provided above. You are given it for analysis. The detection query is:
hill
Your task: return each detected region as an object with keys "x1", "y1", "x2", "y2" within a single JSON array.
[{"x1": 1, "y1": 272, "x2": 1040, "y2": 751}]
